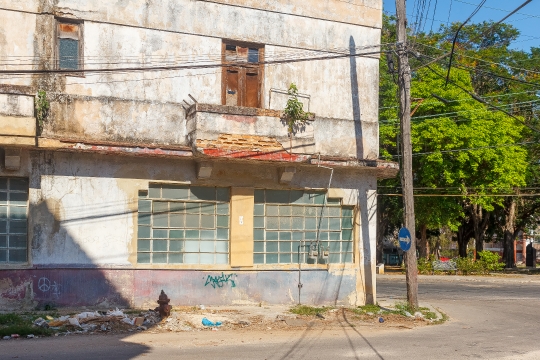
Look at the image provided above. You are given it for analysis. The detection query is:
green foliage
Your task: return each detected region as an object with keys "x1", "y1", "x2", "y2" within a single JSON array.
[
  {"x1": 455, "y1": 251, "x2": 504, "y2": 274},
  {"x1": 290, "y1": 305, "x2": 331, "y2": 316},
  {"x1": 0, "y1": 313, "x2": 24, "y2": 325},
  {"x1": 35, "y1": 89, "x2": 50, "y2": 134},
  {"x1": 478, "y1": 251, "x2": 505, "y2": 271},
  {"x1": 356, "y1": 304, "x2": 381, "y2": 314},
  {"x1": 416, "y1": 256, "x2": 434, "y2": 274},
  {"x1": 283, "y1": 83, "x2": 312, "y2": 134},
  {"x1": 0, "y1": 313, "x2": 52, "y2": 337}
]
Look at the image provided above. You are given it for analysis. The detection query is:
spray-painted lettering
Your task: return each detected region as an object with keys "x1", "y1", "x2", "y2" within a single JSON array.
[
  {"x1": 37, "y1": 277, "x2": 62, "y2": 298},
  {"x1": 204, "y1": 273, "x2": 236, "y2": 289}
]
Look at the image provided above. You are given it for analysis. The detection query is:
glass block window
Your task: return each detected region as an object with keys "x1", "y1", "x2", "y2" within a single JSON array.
[
  {"x1": 0, "y1": 178, "x2": 29, "y2": 264},
  {"x1": 137, "y1": 184, "x2": 230, "y2": 265},
  {"x1": 253, "y1": 189, "x2": 354, "y2": 265}
]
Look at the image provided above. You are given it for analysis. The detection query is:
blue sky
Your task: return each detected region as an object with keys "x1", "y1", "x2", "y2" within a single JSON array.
[{"x1": 382, "y1": 0, "x2": 540, "y2": 51}]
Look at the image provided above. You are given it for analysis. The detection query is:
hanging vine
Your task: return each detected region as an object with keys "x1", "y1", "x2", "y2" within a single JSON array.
[
  {"x1": 35, "y1": 89, "x2": 50, "y2": 135},
  {"x1": 283, "y1": 83, "x2": 312, "y2": 135}
]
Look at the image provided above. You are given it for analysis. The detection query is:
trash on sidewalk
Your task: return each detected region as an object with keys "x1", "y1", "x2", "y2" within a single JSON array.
[{"x1": 202, "y1": 317, "x2": 222, "y2": 327}]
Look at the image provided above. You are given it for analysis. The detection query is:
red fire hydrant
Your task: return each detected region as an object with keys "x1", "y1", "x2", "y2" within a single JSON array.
[{"x1": 157, "y1": 290, "x2": 171, "y2": 318}]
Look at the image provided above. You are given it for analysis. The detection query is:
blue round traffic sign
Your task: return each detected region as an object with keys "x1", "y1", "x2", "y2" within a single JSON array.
[{"x1": 398, "y1": 227, "x2": 412, "y2": 252}]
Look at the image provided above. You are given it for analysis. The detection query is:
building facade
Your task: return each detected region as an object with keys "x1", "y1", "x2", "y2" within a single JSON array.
[{"x1": 0, "y1": 0, "x2": 397, "y2": 310}]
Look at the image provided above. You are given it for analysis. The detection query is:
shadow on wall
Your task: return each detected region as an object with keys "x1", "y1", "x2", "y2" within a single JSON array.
[{"x1": 350, "y1": 35, "x2": 364, "y2": 160}]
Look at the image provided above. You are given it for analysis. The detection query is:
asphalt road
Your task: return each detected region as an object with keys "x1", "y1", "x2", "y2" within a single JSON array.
[{"x1": 2, "y1": 275, "x2": 540, "y2": 360}]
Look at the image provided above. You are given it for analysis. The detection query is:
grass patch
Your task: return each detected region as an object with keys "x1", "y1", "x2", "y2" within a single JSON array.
[
  {"x1": 290, "y1": 305, "x2": 331, "y2": 316},
  {"x1": 0, "y1": 325, "x2": 52, "y2": 337},
  {"x1": 0, "y1": 314, "x2": 25, "y2": 325}
]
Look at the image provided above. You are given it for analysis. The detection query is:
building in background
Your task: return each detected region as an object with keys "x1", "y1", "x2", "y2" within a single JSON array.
[{"x1": 0, "y1": 0, "x2": 397, "y2": 310}]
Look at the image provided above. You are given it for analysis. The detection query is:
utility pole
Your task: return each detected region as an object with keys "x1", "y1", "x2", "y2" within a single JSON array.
[{"x1": 395, "y1": 0, "x2": 418, "y2": 309}]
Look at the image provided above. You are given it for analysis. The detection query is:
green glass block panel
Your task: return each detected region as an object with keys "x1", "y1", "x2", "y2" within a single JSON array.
[
  {"x1": 305, "y1": 217, "x2": 317, "y2": 230},
  {"x1": 153, "y1": 229, "x2": 168, "y2": 239},
  {"x1": 279, "y1": 232, "x2": 291, "y2": 240},
  {"x1": 169, "y1": 253, "x2": 183, "y2": 264},
  {"x1": 138, "y1": 240, "x2": 151, "y2": 251},
  {"x1": 279, "y1": 241, "x2": 292, "y2": 252},
  {"x1": 184, "y1": 240, "x2": 199, "y2": 252},
  {"x1": 200, "y1": 241, "x2": 215, "y2": 252},
  {"x1": 292, "y1": 251, "x2": 300, "y2": 263},
  {"x1": 137, "y1": 252, "x2": 151, "y2": 263},
  {"x1": 215, "y1": 253, "x2": 228, "y2": 264},
  {"x1": 254, "y1": 204, "x2": 264, "y2": 216},
  {"x1": 291, "y1": 206, "x2": 304, "y2": 216},
  {"x1": 190, "y1": 187, "x2": 216, "y2": 201},
  {"x1": 329, "y1": 218, "x2": 341, "y2": 230},
  {"x1": 254, "y1": 229, "x2": 264, "y2": 240},
  {"x1": 266, "y1": 217, "x2": 278, "y2": 230},
  {"x1": 212, "y1": 228, "x2": 226, "y2": 241},
  {"x1": 266, "y1": 231, "x2": 279, "y2": 241},
  {"x1": 201, "y1": 230, "x2": 215, "y2": 240},
  {"x1": 317, "y1": 217, "x2": 328, "y2": 230},
  {"x1": 162, "y1": 185, "x2": 189, "y2": 200},
  {"x1": 9, "y1": 178, "x2": 28, "y2": 191},
  {"x1": 329, "y1": 242, "x2": 341, "y2": 252},
  {"x1": 292, "y1": 232, "x2": 303, "y2": 241},
  {"x1": 327, "y1": 198, "x2": 341, "y2": 205},
  {"x1": 254, "y1": 189, "x2": 265, "y2": 203},
  {"x1": 186, "y1": 203, "x2": 200, "y2": 214},
  {"x1": 254, "y1": 254, "x2": 264, "y2": 264},
  {"x1": 342, "y1": 229, "x2": 353, "y2": 241},
  {"x1": 329, "y1": 232, "x2": 340, "y2": 241},
  {"x1": 279, "y1": 206, "x2": 291, "y2": 216},
  {"x1": 138, "y1": 226, "x2": 150, "y2": 239},
  {"x1": 201, "y1": 215, "x2": 215, "y2": 229},
  {"x1": 153, "y1": 253, "x2": 167, "y2": 264},
  {"x1": 0, "y1": 220, "x2": 6, "y2": 233},
  {"x1": 266, "y1": 190, "x2": 289, "y2": 204},
  {"x1": 305, "y1": 232, "x2": 317, "y2": 240},
  {"x1": 10, "y1": 221, "x2": 26, "y2": 234},
  {"x1": 342, "y1": 207, "x2": 354, "y2": 218},
  {"x1": 186, "y1": 214, "x2": 200, "y2": 228},
  {"x1": 9, "y1": 235, "x2": 26, "y2": 248},
  {"x1": 266, "y1": 205, "x2": 278, "y2": 216},
  {"x1": 200, "y1": 253, "x2": 214, "y2": 264},
  {"x1": 0, "y1": 193, "x2": 7, "y2": 204},
  {"x1": 319, "y1": 241, "x2": 329, "y2": 249},
  {"x1": 328, "y1": 253, "x2": 341, "y2": 263},
  {"x1": 170, "y1": 214, "x2": 185, "y2": 228},
  {"x1": 279, "y1": 217, "x2": 291, "y2": 230},
  {"x1": 292, "y1": 241, "x2": 301, "y2": 253},
  {"x1": 253, "y1": 216, "x2": 264, "y2": 228},
  {"x1": 0, "y1": 235, "x2": 6, "y2": 247},
  {"x1": 138, "y1": 213, "x2": 151, "y2": 225},
  {"x1": 184, "y1": 253, "x2": 199, "y2": 264},
  {"x1": 9, "y1": 249, "x2": 27, "y2": 262},
  {"x1": 169, "y1": 202, "x2": 185, "y2": 212},
  {"x1": 344, "y1": 252, "x2": 353, "y2": 263},
  {"x1": 292, "y1": 217, "x2": 303, "y2": 230},
  {"x1": 266, "y1": 253, "x2": 278, "y2": 264},
  {"x1": 0, "y1": 206, "x2": 6, "y2": 219},
  {"x1": 138, "y1": 200, "x2": 151, "y2": 213},
  {"x1": 153, "y1": 213, "x2": 168, "y2": 227},
  {"x1": 138, "y1": 190, "x2": 148, "y2": 198},
  {"x1": 0, "y1": 179, "x2": 6, "y2": 190},
  {"x1": 9, "y1": 207, "x2": 26, "y2": 220},
  {"x1": 153, "y1": 201, "x2": 168, "y2": 213},
  {"x1": 328, "y1": 207, "x2": 341, "y2": 217},
  {"x1": 313, "y1": 192, "x2": 325, "y2": 205},
  {"x1": 148, "y1": 185, "x2": 161, "y2": 198},
  {"x1": 342, "y1": 216, "x2": 353, "y2": 229},
  {"x1": 342, "y1": 241, "x2": 353, "y2": 252},
  {"x1": 279, "y1": 253, "x2": 292, "y2": 264},
  {"x1": 169, "y1": 240, "x2": 183, "y2": 252},
  {"x1": 59, "y1": 38, "x2": 79, "y2": 69},
  {"x1": 290, "y1": 190, "x2": 304, "y2": 204},
  {"x1": 254, "y1": 241, "x2": 264, "y2": 252},
  {"x1": 217, "y1": 203, "x2": 229, "y2": 215},
  {"x1": 216, "y1": 187, "x2": 230, "y2": 202},
  {"x1": 318, "y1": 232, "x2": 329, "y2": 241},
  {"x1": 153, "y1": 240, "x2": 168, "y2": 252},
  {"x1": 266, "y1": 242, "x2": 278, "y2": 252},
  {"x1": 170, "y1": 230, "x2": 184, "y2": 239},
  {"x1": 305, "y1": 207, "x2": 317, "y2": 217},
  {"x1": 215, "y1": 241, "x2": 228, "y2": 252},
  {"x1": 200, "y1": 203, "x2": 215, "y2": 215},
  {"x1": 185, "y1": 230, "x2": 199, "y2": 239},
  {"x1": 9, "y1": 192, "x2": 28, "y2": 205}
]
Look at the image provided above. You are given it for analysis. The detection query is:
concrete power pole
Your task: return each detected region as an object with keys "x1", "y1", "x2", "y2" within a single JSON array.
[{"x1": 395, "y1": 0, "x2": 419, "y2": 308}]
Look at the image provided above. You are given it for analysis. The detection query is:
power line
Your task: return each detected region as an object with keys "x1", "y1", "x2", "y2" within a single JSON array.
[{"x1": 388, "y1": 141, "x2": 534, "y2": 158}]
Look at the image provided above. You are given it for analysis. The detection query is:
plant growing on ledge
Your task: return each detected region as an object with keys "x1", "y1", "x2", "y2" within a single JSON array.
[
  {"x1": 283, "y1": 83, "x2": 312, "y2": 135},
  {"x1": 35, "y1": 89, "x2": 50, "y2": 135}
]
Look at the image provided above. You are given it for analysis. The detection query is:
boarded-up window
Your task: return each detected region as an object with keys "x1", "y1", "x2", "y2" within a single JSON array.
[
  {"x1": 57, "y1": 21, "x2": 82, "y2": 70},
  {"x1": 222, "y1": 42, "x2": 264, "y2": 108}
]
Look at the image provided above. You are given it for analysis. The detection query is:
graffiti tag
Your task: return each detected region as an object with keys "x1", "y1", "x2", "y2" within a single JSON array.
[
  {"x1": 38, "y1": 277, "x2": 62, "y2": 298},
  {"x1": 204, "y1": 272, "x2": 236, "y2": 289}
]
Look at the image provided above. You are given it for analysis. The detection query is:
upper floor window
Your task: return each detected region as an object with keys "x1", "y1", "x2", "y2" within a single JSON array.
[
  {"x1": 222, "y1": 41, "x2": 264, "y2": 108},
  {"x1": 57, "y1": 20, "x2": 83, "y2": 70}
]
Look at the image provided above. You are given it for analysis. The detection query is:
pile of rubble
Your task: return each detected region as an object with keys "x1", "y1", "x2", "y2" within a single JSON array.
[{"x1": 33, "y1": 308, "x2": 161, "y2": 335}]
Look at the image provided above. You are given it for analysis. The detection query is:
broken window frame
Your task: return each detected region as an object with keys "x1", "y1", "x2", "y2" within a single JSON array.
[
  {"x1": 221, "y1": 41, "x2": 265, "y2": 108},
  {"x1": 55, "y1": 18, "x2": 84, "y2": 74}
]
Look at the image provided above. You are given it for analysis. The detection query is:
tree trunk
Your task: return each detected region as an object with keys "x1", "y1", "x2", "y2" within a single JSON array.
[
  {"x1": 502, "y1": 198, "x2": 517, "y2": 268},
  {"x1": 418, "y1": 224, "x2": 429, "y2": 258}
]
